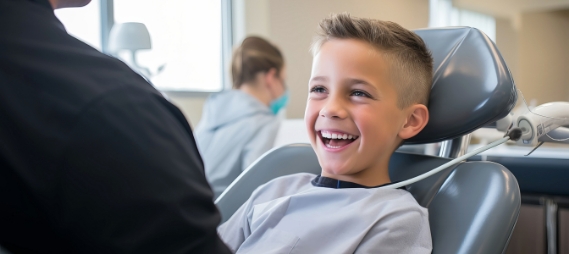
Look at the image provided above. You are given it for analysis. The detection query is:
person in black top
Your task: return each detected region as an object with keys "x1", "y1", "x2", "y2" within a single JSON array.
[{"x1": 0, "y1": 0, "x2": 231, "y2": 253}]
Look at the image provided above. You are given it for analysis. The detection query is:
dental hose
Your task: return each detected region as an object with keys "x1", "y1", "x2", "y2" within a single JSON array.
[{"x1": 384, "y1": 128, "x2": 523, "y2": 190}]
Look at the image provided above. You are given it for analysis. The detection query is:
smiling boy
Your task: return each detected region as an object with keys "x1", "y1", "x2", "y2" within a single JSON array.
[{"x1": 218, "y1": 13, "x2": 433, "y2": 253}]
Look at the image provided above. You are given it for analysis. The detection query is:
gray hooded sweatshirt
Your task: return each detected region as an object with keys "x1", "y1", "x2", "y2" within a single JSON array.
[{"x1": 195, "y1": 90, "x2": 281, "y2": 198}]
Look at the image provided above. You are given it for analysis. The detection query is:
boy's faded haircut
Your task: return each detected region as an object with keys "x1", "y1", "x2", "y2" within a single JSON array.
[{"x1": 311, "y1": 13, "x2": 433, "y2": 108}]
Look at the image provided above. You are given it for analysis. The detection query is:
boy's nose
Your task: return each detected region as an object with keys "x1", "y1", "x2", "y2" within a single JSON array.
[{"x1": 319, "y1": 96, "x2": 348, "y2": 119}]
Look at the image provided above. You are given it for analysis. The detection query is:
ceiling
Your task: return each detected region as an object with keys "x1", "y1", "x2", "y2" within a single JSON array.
[{"x1": 454, "y1": 0, "x2": 569, "y2": 19}]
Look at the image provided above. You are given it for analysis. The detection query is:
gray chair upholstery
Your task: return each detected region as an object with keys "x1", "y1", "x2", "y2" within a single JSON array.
[
  {"x1": 216, "y1": 144, "x2": 320, "y2": 223},
  {"x1": 216, "y1": 27, "x2": 521, "y2": 254},
  {"x1": 407, "y1": 27, "x2": 517, "y2": 144},
  {"x1": 389, "y1": 152, "x2": 519, "y2": 254}
]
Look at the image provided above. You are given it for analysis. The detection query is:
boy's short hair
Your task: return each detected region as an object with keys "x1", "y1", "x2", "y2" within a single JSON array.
[{"x1": 311, "y1": 13, "x2": 433, "y2": 108}]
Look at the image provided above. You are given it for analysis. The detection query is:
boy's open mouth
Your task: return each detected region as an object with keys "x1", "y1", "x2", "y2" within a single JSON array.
[{"x1": 319, "y1": 130, "x2": 359, "y2": 149}]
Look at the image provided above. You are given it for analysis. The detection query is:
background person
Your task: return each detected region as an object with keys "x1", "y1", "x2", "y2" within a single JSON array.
[{"x1": 195, "y1": 36, "x2": 288, "y2": 198}]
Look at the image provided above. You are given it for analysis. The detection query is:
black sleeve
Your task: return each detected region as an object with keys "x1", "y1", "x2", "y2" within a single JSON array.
[{"x1": 56, "y1": 87, "x2": 232, "y2": 254}]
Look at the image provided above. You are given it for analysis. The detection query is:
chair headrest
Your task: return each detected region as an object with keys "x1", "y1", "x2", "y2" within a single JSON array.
[{"x1": 406, "y1": 27, "x2": 517, "y2": 144}]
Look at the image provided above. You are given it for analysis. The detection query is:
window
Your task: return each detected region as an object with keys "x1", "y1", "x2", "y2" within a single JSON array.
[
  {"x1": 429, "y1": 0, "x2": 496, "y2": 42},
  {"x1": 113, "y1": 0, "x2": 227, "y2": 92},
  {"x1": 54, "y1": 0, "x2": 102, "y2": 50}
]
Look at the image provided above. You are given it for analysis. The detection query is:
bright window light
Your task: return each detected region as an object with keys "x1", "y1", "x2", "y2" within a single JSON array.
[
  {"x1": 114, "y1": 0, "x2": 223, "y2": 92},
  {"x1": 54, "y1": 0, "x2": 102, "y2": 51},
  {"x1": 429, "y1": 0, "x2": 496, "y2": 42}
]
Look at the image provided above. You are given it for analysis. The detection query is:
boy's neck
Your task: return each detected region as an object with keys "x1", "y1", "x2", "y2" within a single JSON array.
[{"x1": 321, "y1": 163, "x2": 391, "y2": 187}]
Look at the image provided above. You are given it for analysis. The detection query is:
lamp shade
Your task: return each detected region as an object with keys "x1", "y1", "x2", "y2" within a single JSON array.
[{"x1": 108, "y1": 22, "x2": 151, "y2": 53}]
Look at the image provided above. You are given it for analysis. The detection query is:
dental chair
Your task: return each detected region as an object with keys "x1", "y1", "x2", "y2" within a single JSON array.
[{"x1": 215, "y1": 27, "x2": 520, "y2": 254}]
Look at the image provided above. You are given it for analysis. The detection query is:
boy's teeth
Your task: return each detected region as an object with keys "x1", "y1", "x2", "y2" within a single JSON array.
[
  {"x1": 321, "y1": 131, "x2": 358, "y2": 140},
  {"x1": 325, "y1": 144, "x2": 342, "y2": 148}
]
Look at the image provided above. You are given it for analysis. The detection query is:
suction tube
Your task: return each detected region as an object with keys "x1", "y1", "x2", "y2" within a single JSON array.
[{"x1": 382, "y1": 128, "x2": 522, "y2": 190}]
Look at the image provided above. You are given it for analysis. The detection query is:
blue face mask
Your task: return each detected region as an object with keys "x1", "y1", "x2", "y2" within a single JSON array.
[{"x1": 270, "y1": 90, "x2": 289, "y2": 115}]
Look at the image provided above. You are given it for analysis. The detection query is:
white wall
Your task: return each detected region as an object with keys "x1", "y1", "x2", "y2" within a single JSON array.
[
  {"x1": 495, "y1": 10, "x2": 569, "y2": 106},
  {"x1": 165, "y1": 94, "x2": 207, "y2": 128},
  {"x1": 517, "y1": 10, "x2": 569, "y2": 104}
]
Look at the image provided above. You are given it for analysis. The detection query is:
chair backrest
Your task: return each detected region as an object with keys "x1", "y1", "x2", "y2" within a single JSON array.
[
  {"x1": 407, "y1": 27, "x2": 517, "y2": 144},
  {"x1": 216, "y1": 144, "x2": 521, "y2": 254}
]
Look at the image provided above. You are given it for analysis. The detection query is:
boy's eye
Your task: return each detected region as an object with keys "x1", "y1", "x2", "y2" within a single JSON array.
[{"x1": 351, "y1": 90, "x2": 372, "y2": 98}]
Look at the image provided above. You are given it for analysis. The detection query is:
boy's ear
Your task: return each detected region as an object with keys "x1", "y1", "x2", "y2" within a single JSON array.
[{"x1": 398, "y1": 104, "x2": 429, "y2": 140}]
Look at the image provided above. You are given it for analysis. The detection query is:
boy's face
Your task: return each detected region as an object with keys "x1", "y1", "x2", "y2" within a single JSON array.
[{"x1": 305, "y1": 39, "x2": 410, "y2": 182}]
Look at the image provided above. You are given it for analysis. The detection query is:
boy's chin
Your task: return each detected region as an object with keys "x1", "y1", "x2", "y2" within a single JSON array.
[{"x1": 320, "y1": 163, "x2": 357, "y2": 178}]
